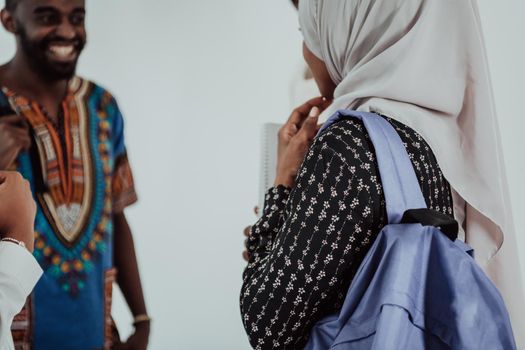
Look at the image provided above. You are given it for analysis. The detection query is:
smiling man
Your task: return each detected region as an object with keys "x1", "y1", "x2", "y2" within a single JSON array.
[{"x1": 0, "y1": 0, "x2": 149, "y2": 349}]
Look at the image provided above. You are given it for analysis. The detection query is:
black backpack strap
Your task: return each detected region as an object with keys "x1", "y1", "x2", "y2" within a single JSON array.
[{"x1": 401, "y1": 208, "x2": 458, "y2": 241}]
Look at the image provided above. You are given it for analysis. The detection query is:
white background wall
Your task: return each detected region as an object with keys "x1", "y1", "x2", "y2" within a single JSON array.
[{"x1": 0, "y1": 1, "x2": 524, "y2": 349}]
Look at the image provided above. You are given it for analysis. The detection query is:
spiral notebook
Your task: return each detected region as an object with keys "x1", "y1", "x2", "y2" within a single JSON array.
[{"x1": 258, "y1": 123, "x2": 281, "y2": 215}]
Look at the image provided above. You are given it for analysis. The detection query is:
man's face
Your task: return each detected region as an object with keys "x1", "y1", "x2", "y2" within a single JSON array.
[{"x1": 9, "y1": 0, "x2": 86, "y2": 81}]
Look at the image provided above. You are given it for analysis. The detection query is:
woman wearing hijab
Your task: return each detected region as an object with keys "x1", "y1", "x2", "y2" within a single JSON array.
[{"x1": 240, "y1": 0, "x2": 525, "y2": 349}]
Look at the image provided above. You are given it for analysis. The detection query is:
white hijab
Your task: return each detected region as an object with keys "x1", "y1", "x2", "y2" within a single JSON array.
[{"x1": 299, "y1": 0, "x2": 525, "y2": 344}]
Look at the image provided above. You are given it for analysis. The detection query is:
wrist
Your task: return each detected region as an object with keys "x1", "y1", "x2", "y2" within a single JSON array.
[
  {"x1": 274, "y1": 173, "x2": 295, "y2": 188},
  {"x1": 3, "y1": 230, "x2": 34, "y2": 252},
  {"x1": 134, "y1": 321, "x2": 150, "y2": 333},
  {"x1": 133, "y1": 314, "x2": 151, "y2": 329},
  {"x1": 1, "y1": 237, "x2": 29, "y2": 252}
]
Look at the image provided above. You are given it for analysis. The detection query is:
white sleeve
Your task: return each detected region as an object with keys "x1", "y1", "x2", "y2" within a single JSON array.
[{"x1": 0, "y1": 242, "x2": 42, "y2": 350}]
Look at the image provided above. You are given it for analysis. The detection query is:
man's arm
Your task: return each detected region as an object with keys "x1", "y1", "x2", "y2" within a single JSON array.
[{"x1": 113, "y1": 212, "x2": 149, "y2": 349}]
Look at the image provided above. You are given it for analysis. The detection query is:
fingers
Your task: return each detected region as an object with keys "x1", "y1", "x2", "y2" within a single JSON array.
[
  {"x1": 1, "y1": 148, "x2": 22, "y2": 171},
  {"x1": 3, "y1": 171, "x2": 24, "y2": 185},
  {"x1": 319, "y1": 98, "x2": 333, "y2": 112},
  {"x1": 0, "y1": 171, "x2": 28, "y2": 192},
  {"x1": 287, "y1": 96, "x2": 326, "y2": 127},
  {"x1": 285, "y1": 124, "x2": 298, "y2": 136},
  {"x1": 1, "y1": 122, "x2": 32, "y2": 150},
  {"x1": 6, "y1": 125, "x2": 31, "y2": 149},
  {"x1": 280, "y1": 97, "x2": 329, "y2": 151},
  {"x1": 242, "y1": 250, "x2": 250, "y2": 262},
  {"x1": 253, "y1": 206, "x2": 259, "y2": 216},
  {"x1": 243, "y1": 236, "x2": 251, "y2": 262},
  {"x1": 0, "y1": 114, "x2": 31, "y2": 149},
  {"x1": 294, "y1": 96, "x2": 326, "y2": 115},
  {"x1": 1, "y1": 114, "x2": 29, "y2": 131},
  {"x1": 243, "y1": 225, "x2": 252, "y2": 262},
  {"x1": 297, "y1": 107, "x2": 321, "y2": 141},
  {"x1": 277, "y1": 123, "x2": 299, "y2": 150}
]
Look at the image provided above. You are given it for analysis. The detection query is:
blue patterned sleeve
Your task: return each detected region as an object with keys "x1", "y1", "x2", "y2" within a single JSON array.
[{"x1": 106, "y1": 94, "x2": 137, "y2": 212}]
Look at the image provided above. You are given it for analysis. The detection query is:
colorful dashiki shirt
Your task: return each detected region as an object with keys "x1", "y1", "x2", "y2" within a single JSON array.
[{"x1": 0, "y1": 77, "x2": 137, "y2": 350}]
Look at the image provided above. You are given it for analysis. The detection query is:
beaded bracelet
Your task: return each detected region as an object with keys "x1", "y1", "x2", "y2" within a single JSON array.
[
  {"x1": 133, "y1": 314, "x2": 151, "y2": 326},
  {"x1": 1, "y1": 237, "x2": 26, "y2": 249}
]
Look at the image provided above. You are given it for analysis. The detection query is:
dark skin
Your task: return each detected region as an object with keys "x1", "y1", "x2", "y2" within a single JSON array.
[
  {"x1": 0, "y1": 0, "x2": 85, "y2": 117},
  {"x1": 113, "y1": 212, "x2": 150, "y2": 350},
  {"x1": 0, "y1": 1, "x2": 149, "y2": 348}
]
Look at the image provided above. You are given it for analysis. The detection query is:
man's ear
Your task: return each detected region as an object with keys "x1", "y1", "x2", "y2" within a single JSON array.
[{"x1": 0, "y1": 9, "x2": 17, "y2": 34}]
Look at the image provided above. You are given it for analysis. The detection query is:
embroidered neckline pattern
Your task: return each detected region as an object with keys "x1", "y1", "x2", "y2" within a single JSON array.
[{"x1": 2, "y1": 78, "x2": 114, "y2": 295}]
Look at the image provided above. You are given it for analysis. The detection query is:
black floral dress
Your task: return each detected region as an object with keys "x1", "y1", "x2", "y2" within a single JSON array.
[{"x1": 240, "y1": 117, "x2": 454, "y2": 349}]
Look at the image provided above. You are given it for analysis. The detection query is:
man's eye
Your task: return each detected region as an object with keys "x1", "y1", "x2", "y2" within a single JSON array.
[
  {"x1": 37, "y1": 14, "x2": 60, "y2": 25},
  {"x1": 70, "y1": 13, "x2": 85, "y2": 26}
]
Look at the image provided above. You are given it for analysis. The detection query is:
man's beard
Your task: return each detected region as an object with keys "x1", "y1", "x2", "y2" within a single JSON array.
[{"x1": 18, "y1": 24, "x2": 85, "y2": 82}]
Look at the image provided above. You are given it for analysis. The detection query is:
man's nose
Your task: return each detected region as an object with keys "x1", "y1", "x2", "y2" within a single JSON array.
[{"x1": 55, "y1": 20, "x2": 76, "y2": 40}]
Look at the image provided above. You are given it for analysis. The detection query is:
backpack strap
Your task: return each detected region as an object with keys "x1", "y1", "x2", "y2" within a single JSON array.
[{"x1": 318, "y1": 110, "x2": 427, "y2": 224}]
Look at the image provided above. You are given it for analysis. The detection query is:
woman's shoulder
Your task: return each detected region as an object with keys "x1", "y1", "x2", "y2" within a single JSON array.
[
  {"x1": 313, "y1": 118, "x2": 372, "y2": 156},
  {"x1": 315, "y1": 116, "x2": 427, "y2": 154}
]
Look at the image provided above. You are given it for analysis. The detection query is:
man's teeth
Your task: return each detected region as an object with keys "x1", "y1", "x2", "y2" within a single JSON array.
[{"x1": 49, "y1": 46, "x2": 75, "y2": 58}]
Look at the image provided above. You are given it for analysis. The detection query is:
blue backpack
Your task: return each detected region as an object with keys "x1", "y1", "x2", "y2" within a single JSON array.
[{"x1": 304, "y1": 111, "x2": 516, "y2": 350}]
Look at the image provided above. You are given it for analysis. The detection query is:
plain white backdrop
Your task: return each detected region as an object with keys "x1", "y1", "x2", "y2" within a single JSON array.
[{"x1": 0, "y1": 1, "x2": 524, "y2": 349}]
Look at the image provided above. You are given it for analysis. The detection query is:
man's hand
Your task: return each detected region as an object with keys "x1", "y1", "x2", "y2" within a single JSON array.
[
  {"x1": 0, "y1": 114, "x2": 31, "y2": 170},
  {"x1": 275, "y1": 97, "x2": 331, "y2": 188},
  {"x1": 113, "y1": 212, "x2": 150, "y2": 350},
  {"x1": 113, "y1": 322, "x2": 150, "y2": 350},
  {"x1": 0, "y1": 171, "x2": 36, "y2": 252}
]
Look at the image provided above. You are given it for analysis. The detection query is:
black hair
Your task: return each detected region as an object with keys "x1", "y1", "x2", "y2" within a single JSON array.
[
  {"x1": 5, "y1": 0, "x2": 19, "y2": 11},
  {"x1": 291, "y1": 0, "x2": 299, "y2": 9}
]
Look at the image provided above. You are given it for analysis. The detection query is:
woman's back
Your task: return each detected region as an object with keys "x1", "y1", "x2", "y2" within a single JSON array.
[{"x1": 241, "y1": 117, "x2": 452, "y2": 349}]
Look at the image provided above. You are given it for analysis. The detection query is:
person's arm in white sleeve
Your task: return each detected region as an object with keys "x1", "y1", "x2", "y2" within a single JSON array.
[
  {"x1": 0, "y1": 171, "x2": 41, "y2": 350},
  {"x1": 0, "y1": 242, "x2": 42, "y2": 350}
]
